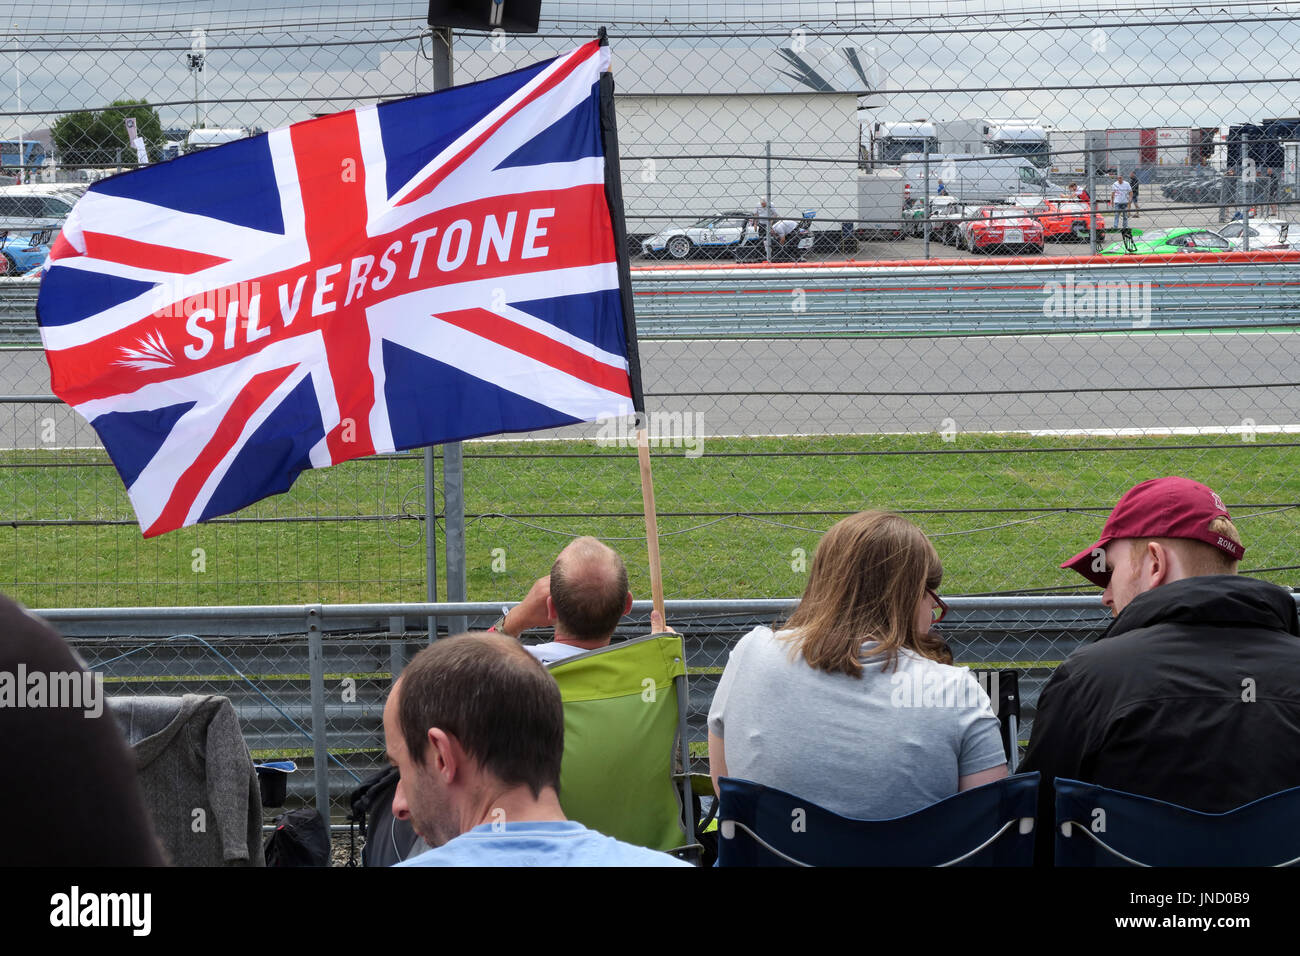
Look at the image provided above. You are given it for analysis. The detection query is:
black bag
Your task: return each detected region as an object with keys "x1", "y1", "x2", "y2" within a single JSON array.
[
  {"x1": 264, "y1": 807, "x2": 331, "y2": 867},
  {"x1": 346, "y1": 766, "x2": 423, "y2": 867}
]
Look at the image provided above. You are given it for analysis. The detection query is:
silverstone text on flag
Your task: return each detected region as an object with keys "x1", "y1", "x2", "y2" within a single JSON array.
[{"x1": 37, "y1": 40, "x2": 642, "y2": 537}]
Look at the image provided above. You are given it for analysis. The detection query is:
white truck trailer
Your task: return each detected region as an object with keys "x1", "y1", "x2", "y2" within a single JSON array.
[
  {"x1": 1050, "y1": 130, "x2": 1090, "y2": 178},
  {"x1": 933, "y1": 118, "x2": 1050, "y2": 168},
  {"x1": 1092, "y1": 128, "x2": 1144, "y2": 174},
  {"x1": 1154, "y1": 127, "x2": 1196, "y2": 167},
  {"x1": 856, "y1": 167, "x2": 908, "y2": 237},
  {"x1": 868, "y1": 117, "x2": 1050, "y2": 169},
  {"x1": 1283, "y1": 141, "x2": 1300, "y2": 204},
  {"x1": 898, "y1": 153, "x2": 1054, "y2": 203}
]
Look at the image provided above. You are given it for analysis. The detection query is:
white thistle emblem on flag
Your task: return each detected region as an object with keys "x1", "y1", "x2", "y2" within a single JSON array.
[{"x1": 117, "y1": 331, "x2": 177, "y2": 371}]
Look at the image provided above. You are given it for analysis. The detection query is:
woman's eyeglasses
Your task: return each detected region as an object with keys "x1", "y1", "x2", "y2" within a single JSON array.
[{"x1": 928, "y1": 589, "x2": 949, "y2": 624}]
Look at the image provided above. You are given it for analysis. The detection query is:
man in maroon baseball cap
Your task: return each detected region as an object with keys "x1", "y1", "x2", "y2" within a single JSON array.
[
  {"x1": 1060, "y1": 476, "x2": 1244, "y2": 615},
  {"x1": 1021, "y1": 476, "x2": 1300, "y2": 864}
]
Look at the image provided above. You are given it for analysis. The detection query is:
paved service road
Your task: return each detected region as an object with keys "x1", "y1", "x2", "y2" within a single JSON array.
[{"x1": 3, "y1": 328, "x2": 1297, "y2": 449}]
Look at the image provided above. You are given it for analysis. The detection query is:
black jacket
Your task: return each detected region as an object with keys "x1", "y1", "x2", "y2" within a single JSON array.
[{"x1": 1021, "y1": 575, "x2": 1300, "y2": 864}]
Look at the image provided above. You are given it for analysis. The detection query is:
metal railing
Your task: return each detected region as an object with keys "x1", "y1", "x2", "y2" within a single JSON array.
[
  {"x1": 41, "y1": 595, "x2": 1150, "y2": 820},
  {"x1": 631, "y1": 256, "x2": 1300, "y2": 335},
  {"x1": 0, "y1": 280, "x2": 39, "y2": 341}
]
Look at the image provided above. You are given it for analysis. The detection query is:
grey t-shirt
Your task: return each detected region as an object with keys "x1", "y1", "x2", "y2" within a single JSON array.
[{"x1": 708, "y1": 626, "x2": 1006, "y2": 819}]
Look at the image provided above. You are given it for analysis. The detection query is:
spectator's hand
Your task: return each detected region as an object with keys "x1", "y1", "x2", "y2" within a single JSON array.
[
  {"x1": 502, "y1": 576, "x2": 553, "y2": 637},
  {"x1": 650, "y1": 608, "x2": 678, "y2": 635}
]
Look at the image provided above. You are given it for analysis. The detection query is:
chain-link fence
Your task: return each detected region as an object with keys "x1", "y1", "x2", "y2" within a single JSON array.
[
  {"x1": 9, "y1": 5, "x2": 1300, "y2": 249},
  {"x1": 1, "y1": 3, "x2": 1297, "y2": 610}
]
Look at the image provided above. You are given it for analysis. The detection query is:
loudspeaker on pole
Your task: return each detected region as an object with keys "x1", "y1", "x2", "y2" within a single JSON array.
[{"x1": 427, "y1": 0, "x2": 542, "y2": 33}]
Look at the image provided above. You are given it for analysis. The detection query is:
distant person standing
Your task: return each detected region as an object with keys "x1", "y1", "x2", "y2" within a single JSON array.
[
  {"x1": 751, "y1": 197, "x2": 779, "y2": 258},
  {"x1": 1111, "y1": 173, "x2": 1132, "y2": 230},
  {"x1": 1128, "y1": 171, "x2": 1140, "y2": 216},
  {"x1": 1070, "y1": 181, "x2": 1090, "y2": 204},
  {"x1": 1218, "y1": 168, "x2": 1236, "y2": 223},
  {"x1": 936, "y1": 179, "x2": 948, "y2": 196}
]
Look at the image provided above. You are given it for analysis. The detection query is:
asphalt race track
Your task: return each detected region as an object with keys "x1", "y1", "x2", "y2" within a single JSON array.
[{"x1": 3, "y1": 327, "x2": 1296, "y2": 449}]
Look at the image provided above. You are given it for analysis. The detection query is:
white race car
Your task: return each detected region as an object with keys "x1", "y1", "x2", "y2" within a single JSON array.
[
  {"x1": 1218, "y1": 218, "x2": 1300, "y2": 251},
  {"x1": 641, "y1": 212, "x2": 761, "y2": 259}
]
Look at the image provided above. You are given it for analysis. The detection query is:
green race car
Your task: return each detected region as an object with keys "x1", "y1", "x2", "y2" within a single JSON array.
[{"x1": 1101, "y1": 226, "x2": 1232, "y2": 255}]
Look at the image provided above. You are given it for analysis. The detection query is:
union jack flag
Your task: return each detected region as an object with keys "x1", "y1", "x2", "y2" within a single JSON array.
[{"x1": 38, "y1": 40, "x2": 640, "y2": 537}]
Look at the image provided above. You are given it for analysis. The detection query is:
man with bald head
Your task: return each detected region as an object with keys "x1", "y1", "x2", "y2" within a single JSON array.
[{"x1": 490, "y1": 536, "x2": 662, "y2": 663}]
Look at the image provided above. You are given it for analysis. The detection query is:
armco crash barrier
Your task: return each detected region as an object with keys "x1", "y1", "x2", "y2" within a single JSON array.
[
  {"x1": 629, "y1": 251, "x2": 1300, "y2": 336},
  {"x1": 6, "y1": 253, "x2": 1300, "y2": 342},
  {"x1": 0, "y1": 279, "x2": 40, "y2": 341}
]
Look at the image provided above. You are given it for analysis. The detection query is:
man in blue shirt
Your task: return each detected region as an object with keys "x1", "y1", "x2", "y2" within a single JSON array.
[{"x1": 385, "y1": 632, "x2": 690, "y2": 867}]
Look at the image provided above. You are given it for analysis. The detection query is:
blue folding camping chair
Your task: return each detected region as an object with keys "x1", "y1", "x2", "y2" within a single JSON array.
[
  {"x1": 717, "y1": 773, "x2": 1039, "y2": 866},
  {"x1": 1054, "y1": 778, "x2": 1300, "y2": 866}
]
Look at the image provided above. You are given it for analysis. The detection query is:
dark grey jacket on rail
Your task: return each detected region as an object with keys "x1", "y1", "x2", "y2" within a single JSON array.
[{"x1": 111, "y1": 694, "x2": 264, "y2": 867}]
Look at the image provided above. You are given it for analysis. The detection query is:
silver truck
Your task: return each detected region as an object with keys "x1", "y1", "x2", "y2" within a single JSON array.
[{"x1": 898, "y1": 153, "x2": 1055, "y2": 204}]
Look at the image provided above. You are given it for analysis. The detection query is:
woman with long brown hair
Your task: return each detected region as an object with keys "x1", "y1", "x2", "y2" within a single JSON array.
[{"x1": 707, "y1": 511, "x2": 1006, "y2": 818}]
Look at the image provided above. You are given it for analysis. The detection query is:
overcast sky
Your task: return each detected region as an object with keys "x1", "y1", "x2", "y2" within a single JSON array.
[
  {"x1": 4, "y1": 2, "x2": 1299, "y2": 140},
  {"x1": 9, "y1": 1, "x2": 1296, "y2": 28}
]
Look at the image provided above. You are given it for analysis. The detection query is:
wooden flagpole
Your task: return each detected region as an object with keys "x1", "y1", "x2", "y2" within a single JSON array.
[
  {"x1": 637, "y1": 423, "x2": 666, "y2": 624},
  {"x1": 598, "y1": 28, "x2": 666, "y2": 627}
]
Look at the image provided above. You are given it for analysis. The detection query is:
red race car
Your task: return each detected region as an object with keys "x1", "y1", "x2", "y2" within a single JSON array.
[
  {"x1": 957, "y1": 206, "x2": 1045, "y2": 254},
  {"x1": 1023, "y1": 198, "x2": 1107, "y2": 243}
]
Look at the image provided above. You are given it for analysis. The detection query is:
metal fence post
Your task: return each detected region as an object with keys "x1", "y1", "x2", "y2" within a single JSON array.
[
  {"x1": 443, "y1": 442, "x2": 469, "y2": 635},
  {"x1": 430, "y1": 25, "x2": 452, "y2": 89},
  {"x1": 1242, "y1": 133, "x2": 1251, "y2": 252},
  {"x1": 1088, "y1": 160, "x2": 1097, "y2": 254},
  {"x1": 923, "y1": 150, "x2": 930, "y2": 258},
  {"x1": 306, "y1": 604, "x2": 330, "y2": 820},
  {"x1": 425, "y1": 26, "x2": 459, "y2": 642},
  {"x1": 765, "y1": 139, "x2": 772, "y2": 262},
  {"x1": 424, "y1": 447, "x2": 438, "y2": 642},
  {"x1": 389, "y1": 615, "x2": 407, "y2": 684}
]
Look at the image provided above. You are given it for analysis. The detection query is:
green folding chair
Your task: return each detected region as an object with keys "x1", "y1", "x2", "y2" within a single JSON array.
[{"x1": 548, "y1": 632, "x2": 700, "y2": 861}]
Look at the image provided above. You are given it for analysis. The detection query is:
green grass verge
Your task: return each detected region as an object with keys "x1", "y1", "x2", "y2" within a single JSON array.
[{"x1": 1, "y1": 433, "x2": 1295, "y2": 607}]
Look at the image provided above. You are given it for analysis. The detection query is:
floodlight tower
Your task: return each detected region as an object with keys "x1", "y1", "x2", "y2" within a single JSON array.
[{"x1": 186, "y1": 51, "x2": 205, "y2": 129}]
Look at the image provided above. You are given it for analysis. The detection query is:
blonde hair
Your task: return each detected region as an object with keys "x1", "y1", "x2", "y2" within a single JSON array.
[
  {"x1": 781, "y1": 511, "x2": 952, "y2": 677},
  {"x1": 1128, "y1": 515, "x2": 1243, "y2": 576}
]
